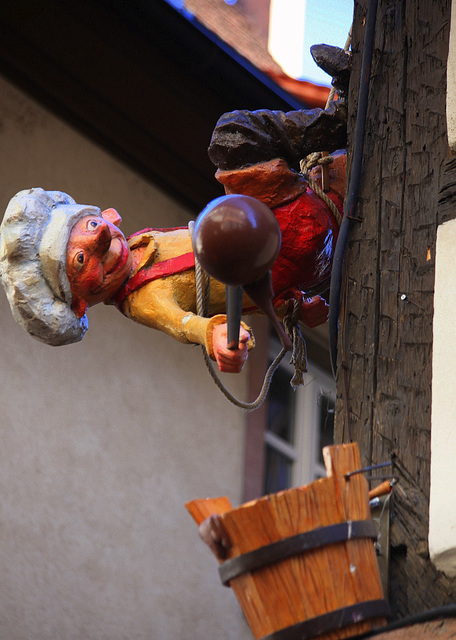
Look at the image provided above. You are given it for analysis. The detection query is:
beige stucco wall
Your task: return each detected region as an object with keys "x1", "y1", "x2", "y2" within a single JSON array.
[
  {"x1": 430, "y1": 218, "x2": 456, "y2": 577},
  {"x1": 0, "y1": 74, "x2": 251, "y2": 639},
  {"x1": 447, "y1": 0, "x2": 456, "y2": 151},
  {"x1": 430, "y1": 0, "x2": 456, "y2": 577}
]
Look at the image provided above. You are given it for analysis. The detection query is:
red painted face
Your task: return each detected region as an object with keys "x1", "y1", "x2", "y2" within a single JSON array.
[{"x1": 66, "y1": 208, "x2": 132, "y2": 316}]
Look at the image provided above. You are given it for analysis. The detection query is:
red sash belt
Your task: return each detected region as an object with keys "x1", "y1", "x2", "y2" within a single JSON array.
[{"x1": 113, "y1": 252, "x2": 195, "y2": 310}]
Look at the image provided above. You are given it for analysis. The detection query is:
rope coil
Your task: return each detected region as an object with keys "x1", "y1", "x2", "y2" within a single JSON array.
[
  {"x1": 299, "y1": 154, "x2": 342, "y2": 227},
  {"x1": 189, "y1": 221, "x2": 308, "y2": 411},
  {"x1": 283, "y1": 299, "x2": 308, "y2": 389},
  {"x1": 299, "y1": 27, "x2": 353, "y2": 231}
]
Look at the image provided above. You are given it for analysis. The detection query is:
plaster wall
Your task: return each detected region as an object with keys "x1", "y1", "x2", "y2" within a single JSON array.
[
  {"x1": 0, "y1": 75, "x2": 251, "y2": 640},
  {"x1": 430, "y1": 217, "x2": 456, "y2": 577},
  {"x1": 447, "y1": 0, "x2": 456, "y2": 150}
]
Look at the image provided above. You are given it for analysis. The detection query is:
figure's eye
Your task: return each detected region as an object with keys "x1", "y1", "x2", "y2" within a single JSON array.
[
  {"x1": 77, "y1": 252, "x2": 84, "y2": 264},
  {"x1": 88, "y1": 219, "x2": 99, "y2": 230}
]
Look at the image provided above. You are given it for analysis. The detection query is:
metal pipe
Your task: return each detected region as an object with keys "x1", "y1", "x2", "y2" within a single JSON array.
[{"x1": 328, "y1": 0, "x2": 379, "y2": 377}]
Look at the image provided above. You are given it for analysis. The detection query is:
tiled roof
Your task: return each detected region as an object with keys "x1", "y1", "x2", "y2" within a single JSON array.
[
  {"x1": 185, "y1": 0, "x2": 283, "y2": 74},
  {"x1": 185, "y1": 0, "x2": 329, "y2": 108},
  {"x1": 268, "y1": 72, "x2": 330, "y2": 108}
]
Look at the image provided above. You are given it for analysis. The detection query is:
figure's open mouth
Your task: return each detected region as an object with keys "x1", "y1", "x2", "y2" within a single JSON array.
[{"x1": 105, "y1": 237, "x2": 129, "y2": 275}]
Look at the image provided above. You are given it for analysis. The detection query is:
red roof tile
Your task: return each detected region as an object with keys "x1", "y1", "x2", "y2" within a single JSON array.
[{"x1": 185, "y1": 0, "x2": 329, "y2": 108}]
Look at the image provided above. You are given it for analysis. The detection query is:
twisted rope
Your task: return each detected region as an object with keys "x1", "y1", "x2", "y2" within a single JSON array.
[
  {"x1": 283, "y1": 299, "x2": 308, "y2": 389},
  {"x1": 189, "y1": 220, "x2": 288, "y2": 412},
  {"x1": 200, "y1": 342, "x2": 288, "y2": 412},
  {"x1": 299, "y1": 26, "x2": 353, "y2": 229},
  {"x1": 299, "y1": 154, "x2": 342, "y2": 226}
]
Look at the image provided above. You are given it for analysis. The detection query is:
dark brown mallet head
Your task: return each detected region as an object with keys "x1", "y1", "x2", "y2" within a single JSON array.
[
  {"x1": 194, "y1": 195, "x2": 291, "y2": 351},
  {"x1": 193, "y1": 194, "x2": 281, "y2": 287}
]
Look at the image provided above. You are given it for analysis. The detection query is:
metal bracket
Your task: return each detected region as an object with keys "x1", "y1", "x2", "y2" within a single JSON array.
[{"x1": 370, "y1": 494, "x2": 391, "y2": 599}]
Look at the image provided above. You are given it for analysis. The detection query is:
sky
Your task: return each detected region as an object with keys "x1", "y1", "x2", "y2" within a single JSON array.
[
  {"x1": 301, "y1": 0, "x2": 353, "y2": 84},
  {"x1": 269, "y1": 0, "x2": 354, "y2": 86},
  {"x1": 166, "y1": 0, "x2": 354, "y2": 88}
]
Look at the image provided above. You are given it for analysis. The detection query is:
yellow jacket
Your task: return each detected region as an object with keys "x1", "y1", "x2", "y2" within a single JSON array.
[{"x1": 112, "y1": 227, "x2": 254, "y2": 359}]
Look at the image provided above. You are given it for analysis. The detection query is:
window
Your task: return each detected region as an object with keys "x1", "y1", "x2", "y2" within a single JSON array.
[
  {"x1": 264, "y1": 362, "x2": 297, "y2": 493},
  {"x1": 242, "y1": 317, "x2": 335, "y2": 502},
  {"x1": 263, "y1": 338, "x2": 336, "y2": 494}
]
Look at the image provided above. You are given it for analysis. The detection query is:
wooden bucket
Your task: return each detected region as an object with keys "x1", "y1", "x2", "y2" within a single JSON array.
[{"x1": 186, "y1": 444, "x2": 389, "y2": 640}]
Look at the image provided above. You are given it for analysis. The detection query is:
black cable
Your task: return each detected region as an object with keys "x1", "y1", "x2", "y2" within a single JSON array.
[
  {"x1": 329, "y1": 0, "x2": 379, "y2": 377},
  {"x1": 352, "y1": 604, "x2": 456, "y2": 639}
]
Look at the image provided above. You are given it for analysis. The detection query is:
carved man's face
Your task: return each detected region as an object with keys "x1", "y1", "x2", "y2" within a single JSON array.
[{"x1": 66, "y1": 208, "x2": 132, "y2": 315}]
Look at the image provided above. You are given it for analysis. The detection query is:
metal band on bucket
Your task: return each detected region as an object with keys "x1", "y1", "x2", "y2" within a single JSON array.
[
  {"x1": 260, "y1": 599, "x2": 391, "y2": 640},
  {"x1": 219, "y1": 519, "x2": 377, "y2": 586}
]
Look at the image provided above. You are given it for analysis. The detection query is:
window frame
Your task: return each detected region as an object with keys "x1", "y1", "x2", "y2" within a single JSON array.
[
  {"x1": 265, "y1": 338, "x2": 335, "y2": 489},
  {"x1": 243, "y1": 316, "x2": 335, "y2": 501}
]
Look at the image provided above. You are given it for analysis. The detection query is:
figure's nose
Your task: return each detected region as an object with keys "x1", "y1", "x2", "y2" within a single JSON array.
[{"x1": 93, "y1": 220, "x2": 112, "y2": 255}]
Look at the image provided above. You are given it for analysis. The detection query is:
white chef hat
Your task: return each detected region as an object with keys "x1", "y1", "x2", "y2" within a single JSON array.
[{"x1": 0, "y1": 188, "x2": 101, "y2": 345}]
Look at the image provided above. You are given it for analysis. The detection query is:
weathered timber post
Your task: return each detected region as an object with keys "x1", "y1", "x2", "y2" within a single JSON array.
[{"x1": 335, "y1": 0, "x2": 456, "y2": 617}]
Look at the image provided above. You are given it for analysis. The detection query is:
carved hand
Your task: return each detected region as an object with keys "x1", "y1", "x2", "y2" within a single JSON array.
[{"x1": 212, "y1": 323, "x2": 250, "y2": 373}]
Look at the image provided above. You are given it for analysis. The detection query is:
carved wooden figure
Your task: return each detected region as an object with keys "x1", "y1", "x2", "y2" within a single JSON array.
[{"x1": 0, "y1": 91, "x2": 347, "y2": 374}]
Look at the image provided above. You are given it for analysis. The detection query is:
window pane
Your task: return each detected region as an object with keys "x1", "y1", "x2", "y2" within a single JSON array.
[
  {"x1": 267, "y1": 365, "x2": 295, "y2": 443},
  {"x1": 264, "y1": 444, "x2": 293, "y2": 494},
  {"x1": 318, "y1": 394, "x2": 335, "y2": 465}
]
